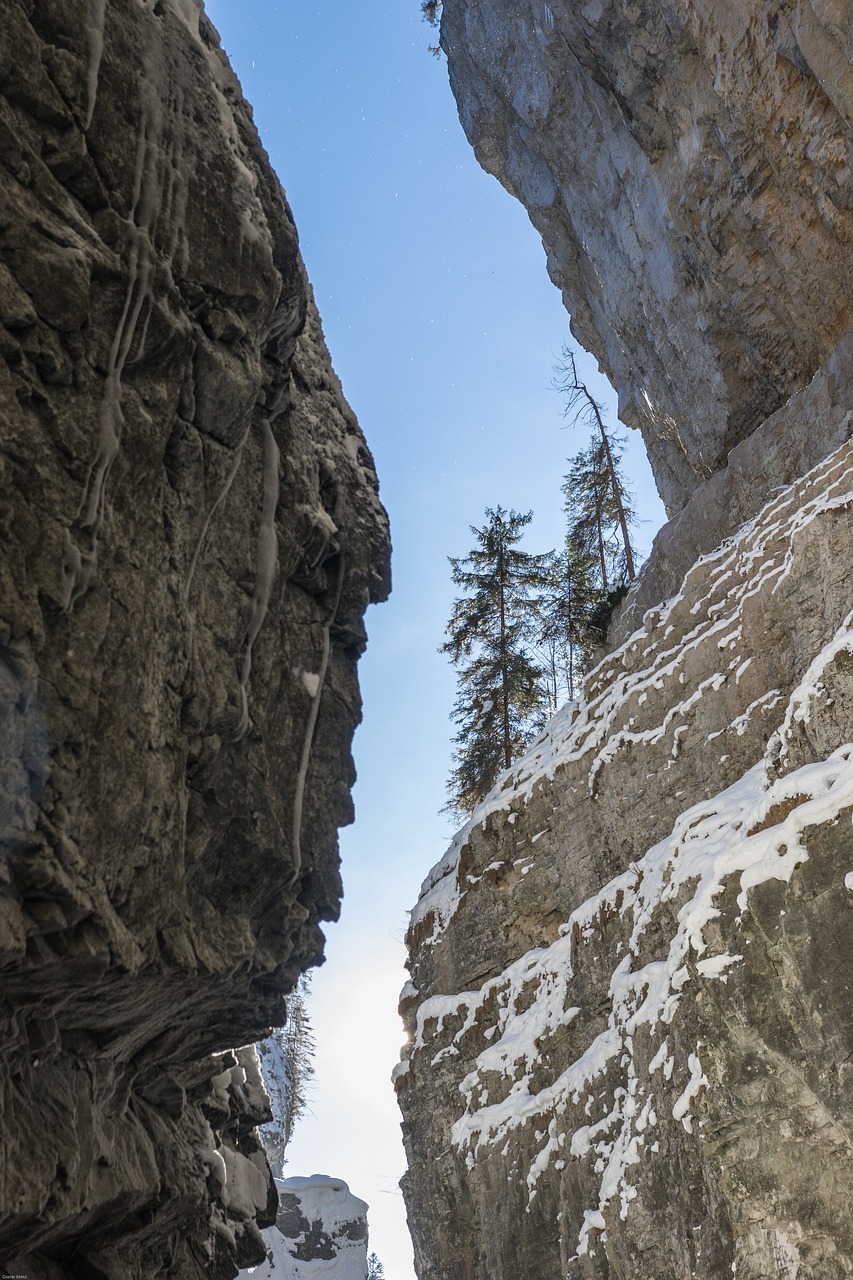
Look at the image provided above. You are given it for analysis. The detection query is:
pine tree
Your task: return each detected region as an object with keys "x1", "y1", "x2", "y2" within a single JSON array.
[
  {"x1": 257, "y1": 975, "x2": 315, "y2": 1177},
  {"x1": 442, "y1": 507, "x2": 551, "y2": 814},
  {"x1": 367, "y1": 1252, "x2": 386, "y2": 1280},
  {"x1": 535, "y1": 540, "x2": 600, "y2": 711},
  {"x1": 555, "y1": 346, "x2": 636, "y2": 584}
]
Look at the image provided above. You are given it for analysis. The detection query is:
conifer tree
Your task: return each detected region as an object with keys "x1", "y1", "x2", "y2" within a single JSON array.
[
  {"x1": 561, "y1": 438, "x2": 636, "y2": 593},
  {"x1": 442, "y1": 507, "x2": 550, "y2": 814},
  {"x1": 257, "y1": 975, "x2": 315, "y2": 1177},
  {"x1": 556, "y1": 346, "x2": 636, "y2": 584},
  {"x1": 367, "y1": 1252, "x2": 386, "y2": 1280},
  {"x1": 535, "y1": 539, "x2": 600, "y2": 710}
]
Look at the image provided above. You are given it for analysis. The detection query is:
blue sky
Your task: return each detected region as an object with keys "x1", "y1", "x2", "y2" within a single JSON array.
[{"x1": 203, "y1": 2, "x2": 665, "y2": 1275}]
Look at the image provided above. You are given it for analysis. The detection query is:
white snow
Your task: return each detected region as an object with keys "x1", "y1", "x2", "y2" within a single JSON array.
[
  {"x1": 427, "y1": 734, "x2": 853, "y2": 1244},
  {"x1": 251, "y1": 1176, "x2": 369, "y2": 1280},
  {"x1": 647, "y1": 1039, "x2": 669, "y2": 1074},
  {"x1": 672, "y1": 1053, "x2": 709, "y2": 1134},
  {"x1": 300, "y1": 671, "x2": 322, "y2": 698},
  {"x1": 695, "y1": 953, "x2": 742, "y2": 980},
  {"x1": 391, "y1": 1058, "x2": 410, "y2": 1084}
]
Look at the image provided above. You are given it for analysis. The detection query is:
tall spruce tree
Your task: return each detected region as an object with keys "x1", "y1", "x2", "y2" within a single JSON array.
[{"x1": 442, "y1": 507, "x2": 550, "y2": 814}]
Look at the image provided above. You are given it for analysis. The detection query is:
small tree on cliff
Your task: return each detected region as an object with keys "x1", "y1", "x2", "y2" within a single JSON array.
[
  {"x1": 257, "y1": 975, "x2": 315, "y2": 1177},
  {"x1": 367, "y1": 1253, "x2": 386, "y2": 1280},
  {"x1": 556, "y1": 346, "x2": 637, "y2": 587},
  {"x1": 420, "y1": 0, "x2": 443, "y2": 55},
  {"x1": 442, "y1": 507, "x2": 551, "y2": 814},
  {"x1": 561, "y1": 437, "x2": 636, "y2": 595},
  {"x1": 535, "y1": 538, "x2": 601, "y2": 710}
]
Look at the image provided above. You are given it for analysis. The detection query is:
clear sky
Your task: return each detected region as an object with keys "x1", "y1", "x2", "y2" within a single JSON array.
[{"x1": 202, "y1": 3, "x2": 666, "y2": 1276}]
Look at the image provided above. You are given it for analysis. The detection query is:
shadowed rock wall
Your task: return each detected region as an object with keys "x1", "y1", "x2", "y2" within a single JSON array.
[{"x1": 0, "y1": 1, "x2": 389, "y2": 1276}]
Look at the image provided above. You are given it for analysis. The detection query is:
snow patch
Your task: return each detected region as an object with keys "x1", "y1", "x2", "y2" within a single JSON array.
[
  {"x1": 416, "y1": 728, "x2": 853, "y2": 1248},
  {"x1": 672, "y1": 1053, "x2": 709, "y2": 1134},
  {"x1": 251, "y1": 1176, "x2": 369, "y2": 1279}
]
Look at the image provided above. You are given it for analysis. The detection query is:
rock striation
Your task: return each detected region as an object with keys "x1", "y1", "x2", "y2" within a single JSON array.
[
  {"x1": 0, "y1": 1, "x2": 389, "y2": 1277},
  {"x1": 398, "y1": 2, "x2": 853, "y2": 1278},
  {"x1": 439, "y1": 0, "x2": 853, "y2": 513}
]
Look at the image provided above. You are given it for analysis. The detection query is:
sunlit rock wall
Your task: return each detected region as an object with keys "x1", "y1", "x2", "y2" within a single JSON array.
[
  {"x1": 439, "y1": 0, "x2": 853, "y2": 513},
  {"x1": 0, "y1": 1, "x2": 390, "y2": 1276},
  {"x1": 399, "y1": 434, "x2": 853, "y2": 1279},
  {"x1": 398, "y1": 1, "x2": 853, "y2": 1276}
]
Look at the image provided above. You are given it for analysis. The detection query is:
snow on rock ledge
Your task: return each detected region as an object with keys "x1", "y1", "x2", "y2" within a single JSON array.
[
  {"x1": 252, "y1": 1176, "x2": 369, "y2": 1280},
  {"x1": 398, "y1": 433, "x2": 853, "y2": 1280}
]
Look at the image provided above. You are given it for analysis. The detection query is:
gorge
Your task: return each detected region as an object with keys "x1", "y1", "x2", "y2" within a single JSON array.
[{"x1": 3, "y1": 0, "x2": 853, "y2": 1278}]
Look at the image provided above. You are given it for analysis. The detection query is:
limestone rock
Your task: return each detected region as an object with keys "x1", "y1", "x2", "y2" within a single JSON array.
[
  {"x1": 400, "y1": 5, "x2": 853, "y2": 1269},
  {"x1": 439, "y1": 0, "x2": 853, "y2": 513},
  {"x1": 399, "y1": 435, "x2": 853, "y2": 1278},
  {"x1": 0, "y1": 1, "x2": 389, "y2": 1276}
]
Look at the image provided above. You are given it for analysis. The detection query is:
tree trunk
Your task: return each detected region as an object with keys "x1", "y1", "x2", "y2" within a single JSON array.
[
  {"x1": 498, "y1": 546, "x2": 511, "y2": 768},
  {"x1": 587, "y1": 392, "x2": 635, "y2": 581},
  {"x1": 595, "y1": 482, "x2": 608, "y2": 593}
]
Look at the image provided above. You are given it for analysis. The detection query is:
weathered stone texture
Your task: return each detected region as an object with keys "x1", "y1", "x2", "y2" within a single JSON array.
[
  {"x1": 0, "y1": 1, "x2": 389, "y2": 1276},
  {"x1": 401, "y1": 10, "x2": 853, "y2": 1269},
  {"x1": 440, "y1": 0, "x2": 853, "y2": 512},
  {"x1": 399, "y1": 437, "x2": 853, "y2": 1279}
]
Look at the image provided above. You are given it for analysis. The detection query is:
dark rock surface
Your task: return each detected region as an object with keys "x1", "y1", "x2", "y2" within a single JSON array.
[{"x1": 0, "y1": 1, "x2": 389, "y2": 1276}]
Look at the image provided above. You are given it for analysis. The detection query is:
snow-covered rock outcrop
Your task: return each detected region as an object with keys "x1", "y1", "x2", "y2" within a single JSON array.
[
  {"x1": 399, "y1": 432, "x2": 853, "y2": 1278},
  {"x1": 0, "y1": 1, "x2": 389, "y2": 1277},
  {"x1": 253, "y1": 1176, "x2": 370, "y2": 1280}
]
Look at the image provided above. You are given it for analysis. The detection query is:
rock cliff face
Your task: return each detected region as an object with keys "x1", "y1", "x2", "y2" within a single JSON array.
[
  {"x1": 398, "y1": 2, "x2": 853, "y2": 1278},
  {"x1": 439, "y1": 0, "x2": 853, "y2": 513},
  {"x1": 0, "y1": 2, "x2": 389, "y2": 1277}
]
